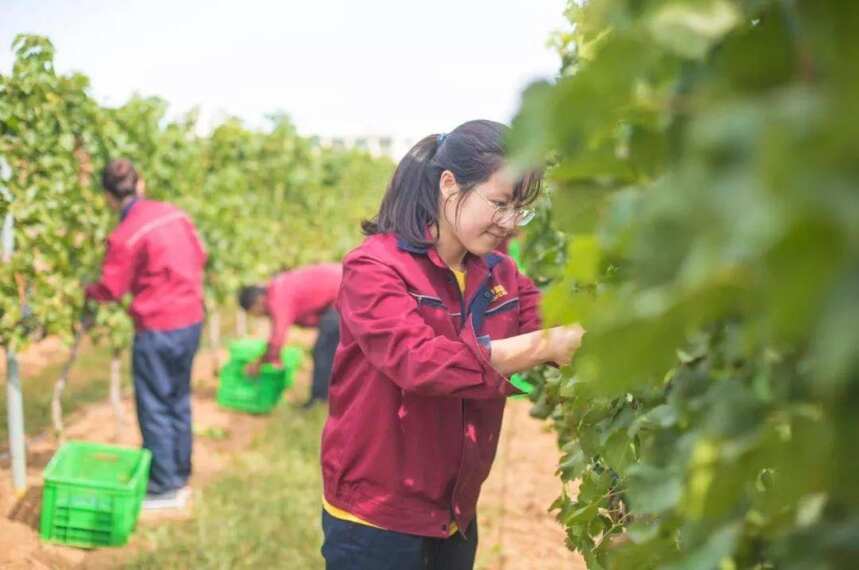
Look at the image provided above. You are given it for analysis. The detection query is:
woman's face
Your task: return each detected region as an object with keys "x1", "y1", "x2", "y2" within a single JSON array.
[{"x1": 439, "y1": 167, "x2": 518, "y2": 257}]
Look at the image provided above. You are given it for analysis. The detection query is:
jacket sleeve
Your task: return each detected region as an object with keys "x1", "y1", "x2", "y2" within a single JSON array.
[
  {"x1": 338, "y1": 254, "x2": 515, "y2": 400},
  {"x1": 263, "y1": 285, "x2": 294, "y2": 364},
  {"x1": 85, "y1": 236, "x2": 134, "y2": 303}
]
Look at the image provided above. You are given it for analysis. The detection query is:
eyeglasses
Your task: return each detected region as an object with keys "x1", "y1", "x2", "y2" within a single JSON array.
[{"x1": 471, "y1": 187, "x2": 536, "y2": 227}]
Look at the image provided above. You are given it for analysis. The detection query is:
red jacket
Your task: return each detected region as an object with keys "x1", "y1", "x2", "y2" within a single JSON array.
[
  {"x1": 320, "y1": 233, "x2": 542, "y2": 538},
  {"x1": 86, "y1": 199, "x2": 207, "y2": 331},
  {"x1": 263, "y1": 263, "x2": 342, "y2": 363}
]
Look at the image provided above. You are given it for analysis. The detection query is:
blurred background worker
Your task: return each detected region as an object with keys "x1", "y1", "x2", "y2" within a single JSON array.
[
  {"x1": 85, "y1": 158, "x2": 207, "y2": 510},
  {"x1": 239, "y1": 263, "x2": 342, "y2": 409}
]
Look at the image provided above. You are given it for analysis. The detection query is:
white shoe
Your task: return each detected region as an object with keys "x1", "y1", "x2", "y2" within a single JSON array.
[{"x1": 142, "y1": 486, "x2": 191, "y2": 510}]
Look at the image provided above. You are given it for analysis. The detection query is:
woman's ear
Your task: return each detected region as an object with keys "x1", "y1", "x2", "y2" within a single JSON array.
[{"x1": 439, "y1": 170, "x2": 459, "y2": 199}]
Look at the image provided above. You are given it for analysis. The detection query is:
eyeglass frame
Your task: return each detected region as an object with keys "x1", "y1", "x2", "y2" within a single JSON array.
[{"x1": 469, "y1": 186, "x2": 536, "y2": 227}]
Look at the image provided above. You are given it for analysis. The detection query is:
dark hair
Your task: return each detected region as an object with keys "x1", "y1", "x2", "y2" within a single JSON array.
[
  {"x1": 362, "y1": 119, "x2": 542, "y2": 245},
  {"x1": 101, "y1": 159, "x2": 139, "y2": 199},
  {"x1": 238, "y1": 285, "x2": 266, "y2": 311}
]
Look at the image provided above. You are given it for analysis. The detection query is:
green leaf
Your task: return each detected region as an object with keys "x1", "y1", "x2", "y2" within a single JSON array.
[
  {"x1": 664, "y1": 523, "x2": 740, "y2": 570},
  {"x1": 646, "y1": 0, "x2": 741, "y2": 60},
  {"x1": 565, "y1": 235, "x2": 601, "y2": 283},
  {"x1": 626, "y1": 463, "x2": 683, "y2": 515}
]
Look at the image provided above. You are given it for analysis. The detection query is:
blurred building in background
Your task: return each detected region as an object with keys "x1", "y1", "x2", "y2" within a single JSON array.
[{"x1": 312, "y1": 135, "x2": 416, "y2": 161}]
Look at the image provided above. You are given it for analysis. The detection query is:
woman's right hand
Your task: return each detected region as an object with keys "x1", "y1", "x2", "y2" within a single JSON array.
[
  {"x1": 544, "y1": 324, "x2": 585, "y2": 366},
  {"x1": 489, "y1": 323, "x2": 587, "y2": 376}
]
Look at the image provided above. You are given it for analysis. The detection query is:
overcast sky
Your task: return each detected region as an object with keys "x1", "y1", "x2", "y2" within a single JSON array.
[{"x1": 0, "y1": 0, "x2": 566, "y2": 139}]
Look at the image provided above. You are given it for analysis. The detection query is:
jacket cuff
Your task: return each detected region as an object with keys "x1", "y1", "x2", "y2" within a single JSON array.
[
  {"x1": 459, "y1": 323, "x2": 518, "y2": 398},
  {"x1": 261, "y1": 344, "x2": 282, "y2": 365},
  {"x1": 85, "y1": 282, "x2": 113, "y2": 302}
]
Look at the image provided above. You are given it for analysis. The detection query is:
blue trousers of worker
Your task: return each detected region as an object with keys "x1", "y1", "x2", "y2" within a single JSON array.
[
  {"x1": 321, "y1": 510, "x2": 478, "y2": 570},
  {"x1": 132, "y1": 322, "x2": 202, "y2": 494},
  {"x1": 310, "y1": 307, "x2": 340, "y2": 402}
]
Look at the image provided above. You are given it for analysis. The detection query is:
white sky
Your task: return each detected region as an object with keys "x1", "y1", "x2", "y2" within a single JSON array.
[{"x1": 0, "y1": 0, "x2": 566, "y2": 138}]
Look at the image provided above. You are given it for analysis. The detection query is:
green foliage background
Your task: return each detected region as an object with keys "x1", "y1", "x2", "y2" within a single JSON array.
[
  {"x1": 513, "y1": 1, "x2": 858, "y2": 568},
  {"x1": 0, "y1": 35, "x2": 393, "y2": 350}
]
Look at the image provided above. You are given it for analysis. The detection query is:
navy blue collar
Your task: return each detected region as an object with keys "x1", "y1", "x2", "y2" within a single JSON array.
[
  {"x1": 120, "y1": 198, "x2": 139, "y2": 221},
  {"x1": 485, "y1": 252, "x2": 503, "y2": 269},
  {"x1": 396, "y1": 236, "x2": 430, "y2": 254}
]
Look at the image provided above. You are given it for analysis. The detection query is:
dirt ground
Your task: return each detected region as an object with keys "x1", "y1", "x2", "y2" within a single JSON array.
[
  {"x1": 1, "y1": 331, "x2": 585, "y2": 569},
  {"x1": 0, "y1": 339, "x2": 277, "y2": 569},
  {"x1": 478, "y1": 400, "x2": 586, "y2": 570}
]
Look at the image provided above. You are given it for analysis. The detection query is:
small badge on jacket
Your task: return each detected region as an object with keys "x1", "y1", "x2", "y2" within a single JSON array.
[{"x1": 491, "y1": 284, "x2": 508, "y2": 302}]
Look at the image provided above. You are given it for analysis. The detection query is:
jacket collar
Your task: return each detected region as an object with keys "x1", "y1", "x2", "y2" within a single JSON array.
[
  {"x1": 396, "y1": 234, "x2": 503, "y2": 274},
  {"x1": 120, "y1": 197, "x2": 140, "y2": 222}
]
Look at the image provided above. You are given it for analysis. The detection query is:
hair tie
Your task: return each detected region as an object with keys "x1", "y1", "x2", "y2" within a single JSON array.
[{"x1": 437, "y1": 133, "x2": 447, "y2": 145}]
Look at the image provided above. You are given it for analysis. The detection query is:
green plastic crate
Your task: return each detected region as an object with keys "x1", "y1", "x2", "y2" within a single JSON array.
[
  {"x1": 40, "y1": 441, "x2": 151, "y2": 548},
  {"x1": 217, "y1": 340, "x2": 304, "y2": 414}
]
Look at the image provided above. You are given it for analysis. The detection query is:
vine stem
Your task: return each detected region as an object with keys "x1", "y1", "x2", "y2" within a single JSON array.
[
  {"x1": 51, "y1": 329, "x2": 84, "y2": 443},
  {"x1": 109, "y1": 350, "x2": 125, "y2": 441}
]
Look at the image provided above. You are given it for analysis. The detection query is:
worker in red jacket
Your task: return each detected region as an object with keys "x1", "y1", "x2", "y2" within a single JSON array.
[
  {"x1": 238, "y1": 262, "x2": 342, "y2": 408},
  {"x1": 85, "y1": 159, "x2": 207, "y2": 510},
  {"x1": 319, "y1": 121, "x2": 585, "y2": 570}
]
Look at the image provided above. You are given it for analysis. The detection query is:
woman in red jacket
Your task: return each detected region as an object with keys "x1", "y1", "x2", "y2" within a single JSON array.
[{"x1": 320, "y1": 120, "x2": 584, "y2": 569}]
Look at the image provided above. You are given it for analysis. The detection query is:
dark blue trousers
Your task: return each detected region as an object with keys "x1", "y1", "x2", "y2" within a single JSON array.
[
  {"x1": 132, "y1": 322, "x2": 202, "y2": 494},
  {"x1": 321, "y1": 510, "x2": 478, "y2": 570},
  {"x1": 310, "y1": 307, "x2": 339, "y2": 402}
]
